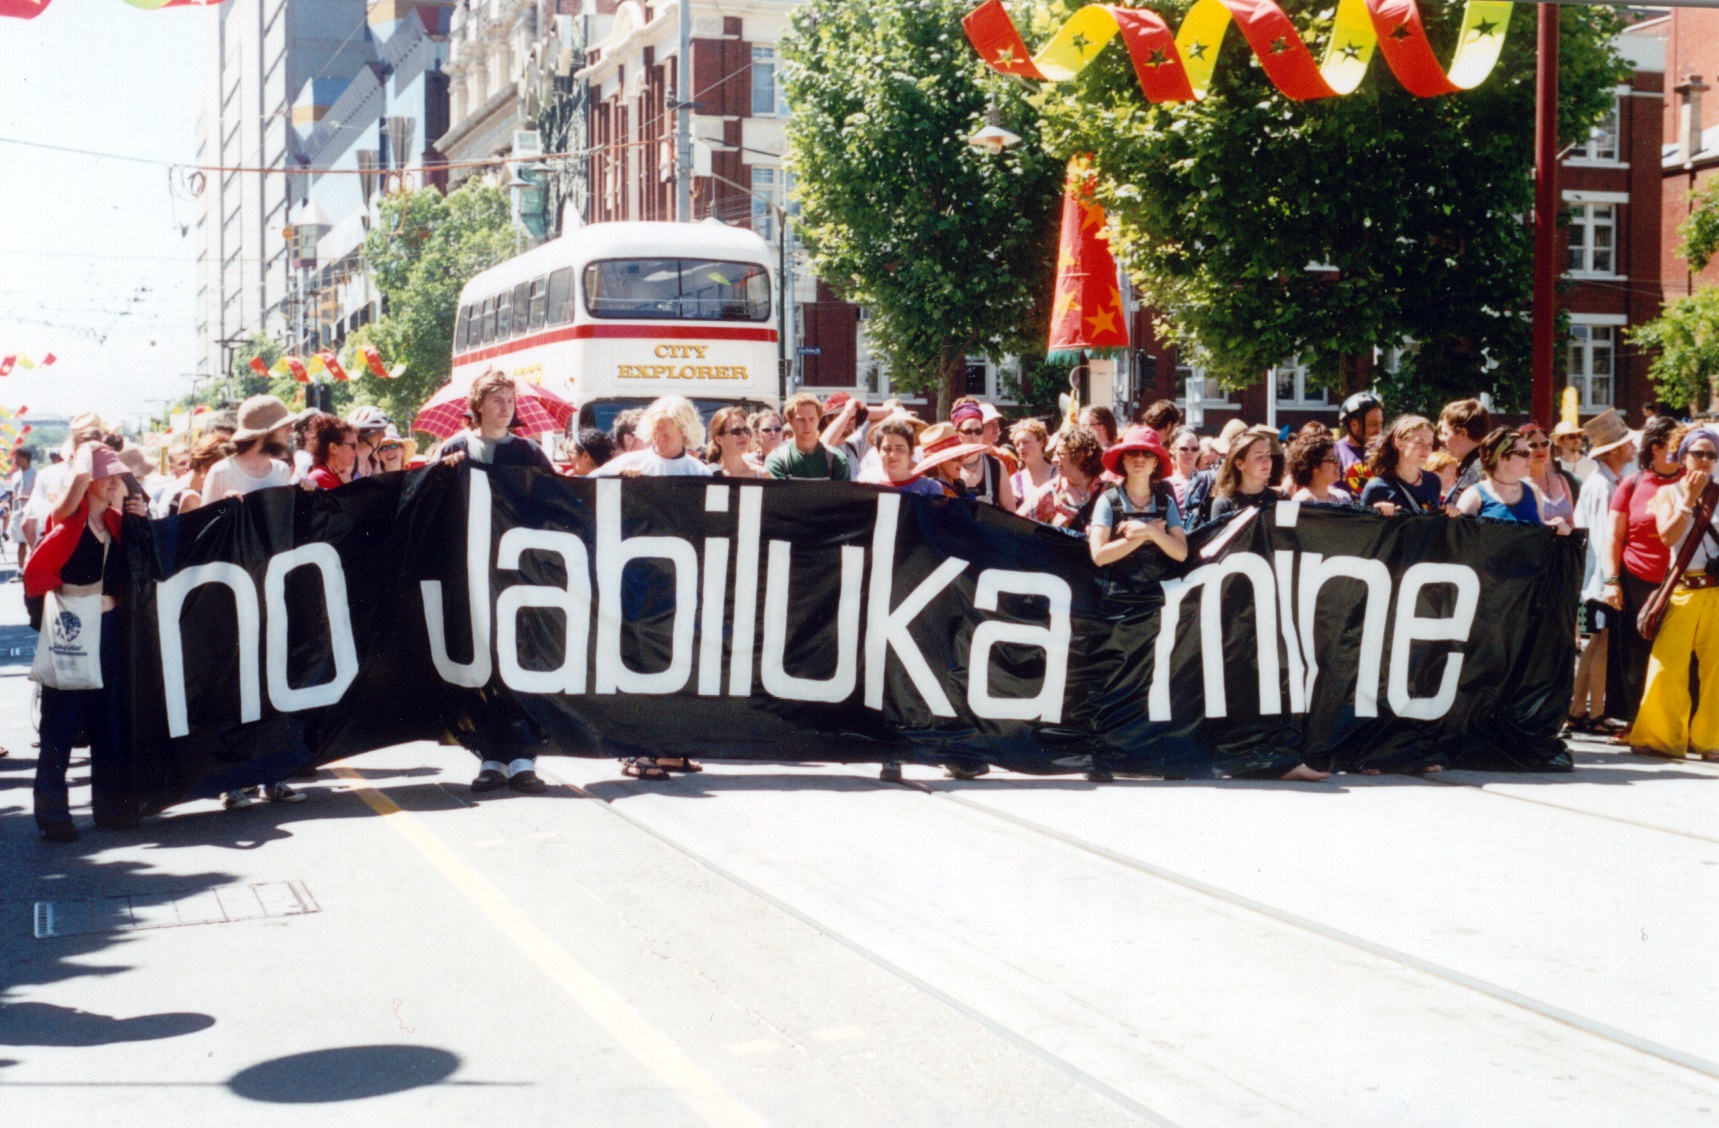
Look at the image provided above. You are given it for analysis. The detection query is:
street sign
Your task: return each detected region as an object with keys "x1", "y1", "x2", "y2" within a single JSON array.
[{"x1": 796, "y1": 347, "x2": 822, "y2": 356}]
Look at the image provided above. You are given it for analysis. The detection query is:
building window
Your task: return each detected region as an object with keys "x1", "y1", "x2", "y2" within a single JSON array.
[
  {"x1": 752, "y1": 47, "x2": 787, "y2": 116},
  {"x1": 1272, "y1": 358, "x2": 1330, "y2": 408},
  {"x1": 751, "y1": 166, "x2": 779, "y2": 242},
  {"x1": 1175, "y1": 363, "x2": 1233, "y2": 408},
  {"x1": 964, "y1": 358, "x2": 989, "y2": 397},
  {"x1": 1575, "y1": 96, "x2": 1620, "y2": 162},
  {"x1": 1568, "y1": 203, "x2": 1616, "y2": 275},
  {"x1": 1567, "y1": 322, "x2": 1615, "y2": 412}
]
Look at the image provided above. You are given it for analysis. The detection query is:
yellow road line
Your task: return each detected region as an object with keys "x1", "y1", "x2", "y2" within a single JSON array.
[{"x1": 331, "y1": 768, "x2": 770, "y2": 1128}]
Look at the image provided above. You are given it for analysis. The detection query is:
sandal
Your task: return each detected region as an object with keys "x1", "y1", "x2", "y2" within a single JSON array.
[
  {"x1": 655, "y1": 757, "x2": 703, "y2": 773},
  {"x1": 622, "y1": 758, "x2": 670, "y2": 782}
]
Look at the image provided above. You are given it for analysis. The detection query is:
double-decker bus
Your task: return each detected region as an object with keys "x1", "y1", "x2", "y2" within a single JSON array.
[{"x1": 450, "y1": 219, "x2": 780, "y2": 438}]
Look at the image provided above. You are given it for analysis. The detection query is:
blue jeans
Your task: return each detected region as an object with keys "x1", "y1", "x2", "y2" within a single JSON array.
[{"x1": 35, "y1": 609, "x2": 121, "y2": 830}]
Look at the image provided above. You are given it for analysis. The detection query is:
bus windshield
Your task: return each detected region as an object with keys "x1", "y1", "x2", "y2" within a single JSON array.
[{"x1": 583, "y1": 259, "x2": 771, "y2": 322}]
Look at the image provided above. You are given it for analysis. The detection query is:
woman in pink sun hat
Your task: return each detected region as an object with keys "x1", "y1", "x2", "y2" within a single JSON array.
[{"x1": 1088, "y1": 426, "x2": 1187, "y2": 569}]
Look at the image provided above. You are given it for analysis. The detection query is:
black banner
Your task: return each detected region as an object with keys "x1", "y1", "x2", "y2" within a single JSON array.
[{"x1": 110, "y1": 467, "x2": 1581, "y2": 815}]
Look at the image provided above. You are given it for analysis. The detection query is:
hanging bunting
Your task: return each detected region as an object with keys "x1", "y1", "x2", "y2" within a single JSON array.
[
  {"x1": 318, "y1": 351, "x2": 350, "y2": 382},
  {"x1": 306, "y1": 354, "x2": 327, "y2": 377},
  {"x1": 0, "y1": 357, "x2": 12, "y2": 378},
  {"x1": 269, "y1": 357, "x2": 293, "y2": 376},
  {"x1": 1, "y1": 0, "x2": 228, "y2": 18},
  {"x1": 13, "y1": 355, "x2": 35, "y2": 371},
  {"x1": 360, "y1": 344, "x2": 396, "y2": 380},
  {"x1": 1048, "y1": 156, "x2": 1129, "y2": 362},
  {"x1": 962, "y1": 0, "x2": 1513, "y2": 104},
  {"x1": 248, "y1": 356, "x2": 269, "y2": 377},
  {"x1": 284, "y1": 356, "x2": 309, "y2": 384}
]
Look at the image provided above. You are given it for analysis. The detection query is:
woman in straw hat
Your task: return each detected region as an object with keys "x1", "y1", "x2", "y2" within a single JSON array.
[
  {"x1": 373, "y1": 426, "x2": 418, "y2": 473},
  {"x1": 200, "y1": 395, "x2": 296, "y2": 504},
  {"x1": 1632, "y1": 425, "x2": 1719, "y2": 760},
  {"x1": 1569, "y1": 409, "x2": 1636, "y2": 736},
  {"x1": 909, "y1": 423, "x2": 993, "y2": 499}
]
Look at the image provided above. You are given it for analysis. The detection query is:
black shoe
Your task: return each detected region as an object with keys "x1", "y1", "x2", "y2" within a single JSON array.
[
  {"x1": 471, "y1": 769, "x2": 508, "y2": 793},
  {"x1": 944, "y1": 763, "x2": 989, "y2": 781},
  {"x1": 1086, "y1": 769, "x2": 1114, "y2": 783},
  {"x1": 508, "y1": 770, "x2": 548, "y2": 795},
  {"x1": 39, "y1": 822, "x2": 78, "y2": 843},
  {"x1": 879, "y1": 763, "x2": 903, "y2": 783}
]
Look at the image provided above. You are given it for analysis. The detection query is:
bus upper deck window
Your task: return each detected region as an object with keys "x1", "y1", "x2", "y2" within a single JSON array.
[
  {"x1": 497, "y1": 290, "x2": 513, "y2": 338},
  {"x1": 512, "y1": 282, "x2": 531, "y2": 337},
  {"x1": 529, "y1": 278, "x2": 548, "y2": 331},
  {"x1": 455, "y1": 305, "x2": 471, "y2": 351},
  {"x1": 547, "y1": 268, "x2": 573, "y2": 325},
  {"x1": 481, "y1": 296, "x2": 496, "y2": 343}
]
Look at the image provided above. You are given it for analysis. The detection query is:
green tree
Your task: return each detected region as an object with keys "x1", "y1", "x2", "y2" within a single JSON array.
[
  {"x1": 1033, "y1": 1, "x2": 1628, "y2": 416},
  {"x1": 1678, "y1": 178, "x2": 1719, "y2": 274},
  {"x1": 360, "y1": 181, "x2": 518, "y2": 429},
  {"x1": 782, "y1": 0, "x2": 1066, "y2": 417},
  {"x1": 1631, "y1": 181, "x2": 1719, "y2": 412}
]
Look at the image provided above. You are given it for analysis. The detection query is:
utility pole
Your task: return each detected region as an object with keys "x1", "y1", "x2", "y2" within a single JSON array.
[
  {"x1": 1530, "y1": 3, "x2": 1558, "y2": 427},
  {"x1": 676, "y1": 0, "x2": 693, "y2": 222}
]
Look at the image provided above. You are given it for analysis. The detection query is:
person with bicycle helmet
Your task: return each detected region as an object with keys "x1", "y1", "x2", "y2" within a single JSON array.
[{"x1": 1336, "y1": 392, "x2": 1383, "y2": 479}]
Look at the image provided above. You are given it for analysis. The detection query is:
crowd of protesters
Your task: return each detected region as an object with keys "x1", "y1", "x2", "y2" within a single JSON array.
[{"x1": 17, "y1": 364, "x2": 1719, "y2": 840}]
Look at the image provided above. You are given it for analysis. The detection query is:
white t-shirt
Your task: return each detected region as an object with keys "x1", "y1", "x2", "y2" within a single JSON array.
[
  {"x1": 590, "y1": 449, "x2": 712, "y2": 477},
  {"x1": 25, "y1": 461, "x2": 72, "y2": 530},
  {"x1": 202, "y1": 456, "x2": 293, "y2": 503}
]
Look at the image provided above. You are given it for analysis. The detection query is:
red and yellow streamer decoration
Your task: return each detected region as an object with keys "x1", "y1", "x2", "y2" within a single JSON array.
[
  {"x1": 0, "y1": 0, "x2": 223, "y2": 18},
  {"x1": 963, "y1": 0, "x2": 1513, "y2": 102}
]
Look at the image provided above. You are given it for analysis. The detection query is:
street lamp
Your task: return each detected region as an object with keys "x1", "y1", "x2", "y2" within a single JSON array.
[{"x1": 968, "y1": 105, "x2": 1021, "y2": 155}]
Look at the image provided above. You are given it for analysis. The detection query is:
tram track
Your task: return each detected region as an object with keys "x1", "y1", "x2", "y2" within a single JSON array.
[
  {"x1": 532, "y1": 757, "x2": 1719, "y2": 1098},
  {"x1": 535, "y1": 763, "x2": 1184, "y2": 1128},
  {"x1": 903, "y1": 776, "x2": 1719, "y2": 1086}
]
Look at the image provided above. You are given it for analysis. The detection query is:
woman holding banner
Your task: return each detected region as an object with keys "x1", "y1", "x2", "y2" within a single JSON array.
[
  {"x1": 1087, "y1": 427, "x2": 1188, "y2": 568},
  {"x1": 1604, "y1": 415, "x2": 1684, "y2": 731},
  {"x1": 24, "y1": 442, "x2": 148, "y2": 840},
  {"x1": 1632, "y1": 426, "x2": 1719, "y2": 760},
  {"x1": 1207, "y1": 427, "x2": 1283, "y2": 521}
]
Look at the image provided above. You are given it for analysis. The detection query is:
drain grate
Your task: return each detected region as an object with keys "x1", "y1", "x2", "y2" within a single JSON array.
[{"x1": 33, "y1": 880, "x2": 320, "y2": 939}]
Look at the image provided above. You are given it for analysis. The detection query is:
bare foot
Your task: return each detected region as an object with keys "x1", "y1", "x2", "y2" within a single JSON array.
[
  {"x1": 1280, "y1": 763, "x2": 1331, "y2": 782},
  {"x1": 1420, "y1": 764, "x2": 1444, "y2": 774}
]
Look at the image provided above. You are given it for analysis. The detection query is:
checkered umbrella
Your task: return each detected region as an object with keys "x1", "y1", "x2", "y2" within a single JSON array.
[{"x1": 411, "y1": 376, "x2": 574, "y2": 440}]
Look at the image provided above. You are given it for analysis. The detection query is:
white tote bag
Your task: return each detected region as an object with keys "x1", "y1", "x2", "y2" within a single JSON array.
[{"x1": 31, "y1": 538, "x2": 107, "y2": 692}]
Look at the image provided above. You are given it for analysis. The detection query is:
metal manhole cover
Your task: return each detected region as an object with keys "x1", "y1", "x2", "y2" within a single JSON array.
[{"x1": 34, "y1": 880, "x2": 320, "y2": 938}]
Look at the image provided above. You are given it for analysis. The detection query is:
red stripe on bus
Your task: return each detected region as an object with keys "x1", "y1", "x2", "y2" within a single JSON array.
[{"x1": 453, "y1": 323, "x2": 779, "y2": 366}]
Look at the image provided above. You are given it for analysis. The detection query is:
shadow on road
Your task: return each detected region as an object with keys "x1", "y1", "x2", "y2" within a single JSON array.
[
  {"x1": 227, "y1": 1044, "x2": 460, "y2": 1103},
  {"x1": 0, "y1": 1002, "x2": 214, "y2": 1047}
]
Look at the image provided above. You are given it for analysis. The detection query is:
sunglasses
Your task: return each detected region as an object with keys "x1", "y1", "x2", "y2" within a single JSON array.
[
  {"x1": 1690, "y1": 449, "x2": 1719, "y2": 461},
  {"x1": 957, "y1": 426, "x2": 985, "y2": 438},
  {"x1": 721, "y1": 427, "x2": 750, "y2": 438},
  {"x1": 757, "y1": 425, "x2": 783, "y2": 434},
  {"x1": 1526, "y1": 439, "x2": 1550, "y2": 450},
  {"x1": 379, "y1": 444, "x2": 403, "y2": 453},
  {"x1": 1503, "y1": 448, "x2": 1530, "y2": 460}
]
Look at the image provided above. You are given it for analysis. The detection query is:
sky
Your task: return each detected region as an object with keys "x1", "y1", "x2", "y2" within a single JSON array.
[{"x1": 0, "y1": 1, "x2": 205, "y2": 432}]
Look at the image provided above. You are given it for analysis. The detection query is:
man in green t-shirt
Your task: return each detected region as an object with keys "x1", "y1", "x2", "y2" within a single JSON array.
[{"x1": 766, "y1": 391, "x2": 850, "y2": 480}]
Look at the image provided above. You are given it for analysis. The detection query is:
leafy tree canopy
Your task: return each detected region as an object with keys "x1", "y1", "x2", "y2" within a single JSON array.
[
  {"x1": 360, "y1": 181, "x2": 519, "y2": 429},
  {"x1": 1032, "y1": 0, "x2": 1628, "y2": 416},
  {"x1": 782, "y1": 0, "x2": 1067, "y2": 416},
  {"x1": 1632, "y1": 179, "x2": 1719, "y2": 412},
  {"x1": 1679, "y1": 177, "x2": 1719, "y2": 274}
]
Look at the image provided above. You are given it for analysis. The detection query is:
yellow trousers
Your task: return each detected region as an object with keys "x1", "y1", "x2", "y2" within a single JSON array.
[{"x1": 1632, "y1": 585, "x2": 1719, "y2": 757}]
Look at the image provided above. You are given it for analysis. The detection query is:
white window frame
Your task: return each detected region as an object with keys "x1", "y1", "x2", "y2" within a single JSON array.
[
  {"x1": 1565, "y1": 191, "x2": 1626, "y2": 279},
  {"x1": 1566, "y1": 314, "x2": 1625, "y2": 413},
  {"x1": 1271, "y1": 357, "x2": 1334, "y2": 410},
  {"x1": 751, "y1": 46, "x2": 787, "y2": 117},
  {"x1": 750, "y1": 165, "x2": 779, "y2": 243},
  {"x1": 1566, "y1": 91, "x2": 1623, "y2": 166}
]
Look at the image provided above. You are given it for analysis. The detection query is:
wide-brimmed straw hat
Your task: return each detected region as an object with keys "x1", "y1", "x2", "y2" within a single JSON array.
[
  {"x1": 1582, "y1": 408, "x2": 1632, "y2": 457},
  {"x1": 1210, "y1": 418, "x2": 1249, "y2": 456},
  {"x1": 873, "y1": 409, "x2": 929, "y2": 440},
  {"x1": 374, "y1": 425, "x2": 418, "y2": 462},
  {"x1": 1101, "y1": 425, "x2": 1172, "y2": 477},
  {"x1": 1552, "y1": 418, "x2": 1585, "y2": 439},
  {"x1": 910, "y1": 422, "x2": 991, "y2": 478},
  {"x1": 232, "y1": 395, "x2": 293, "y2": 443}
]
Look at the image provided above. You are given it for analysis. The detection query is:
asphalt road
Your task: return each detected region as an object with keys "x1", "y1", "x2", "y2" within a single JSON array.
[{"x1": 1, "y1": 573, "x2": 1716, "y2": 1126}]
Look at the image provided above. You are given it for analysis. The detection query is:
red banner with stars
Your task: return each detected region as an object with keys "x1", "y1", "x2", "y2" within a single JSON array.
[{"x1": 1049, "y1": 157, "x2": 1128, "y2": 360}]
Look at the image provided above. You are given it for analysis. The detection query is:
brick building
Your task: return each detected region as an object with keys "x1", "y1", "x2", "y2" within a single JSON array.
[
  {"x1": 579, "y1": 0, "x2": 867, "y2": 398},
  {"x1": 1658, "y1": 9, "x2": 1719, "y2": 304}
]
